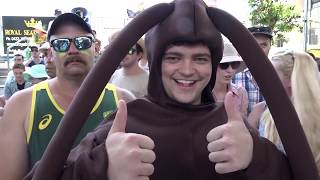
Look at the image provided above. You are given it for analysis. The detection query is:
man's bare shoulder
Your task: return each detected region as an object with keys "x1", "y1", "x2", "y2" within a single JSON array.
[
  {"x1": 115, "y1": 87, "x2": 136, "y2": 103},
  {"x1": 0, "y1": 84, "x2": 34, "y2": 180},
  {"x1": 1, "y1": 86, "x2": 34, "y2": 128}
]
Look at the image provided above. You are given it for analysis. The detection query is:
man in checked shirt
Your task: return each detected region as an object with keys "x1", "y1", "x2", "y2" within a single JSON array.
[{"x1": 233, "y1": 26, "x2": 273, "y2": 114}]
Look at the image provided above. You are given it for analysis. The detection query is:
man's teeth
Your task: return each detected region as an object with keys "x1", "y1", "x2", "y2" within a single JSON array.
[{"x1": 176, "y1": 80, "x2": 195, "y2": 84}]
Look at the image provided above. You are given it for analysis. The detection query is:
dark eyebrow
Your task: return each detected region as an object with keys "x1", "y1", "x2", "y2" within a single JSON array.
[
  {"x1": 193, "y1": 53, "x2": 211, "y2": 58},
  {"x1": 259, "y1": 42, "x2": 268, "y2": 46},
  {"x1": 163, "y1": 52, "x2": 182, "y2": 57},
  {"x1": 164, "y1": 52, "x2": 211, "y2": 57}
]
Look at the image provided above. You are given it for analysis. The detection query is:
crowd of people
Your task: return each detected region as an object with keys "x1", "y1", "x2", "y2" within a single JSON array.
[{"x1": 0, "y1": 0, "x2": 319, "y2": 179}]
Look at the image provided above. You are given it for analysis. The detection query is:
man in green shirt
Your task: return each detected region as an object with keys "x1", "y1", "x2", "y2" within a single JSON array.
[{"x1": 0, "y1": 13, "x2": 135, "y2": 180}]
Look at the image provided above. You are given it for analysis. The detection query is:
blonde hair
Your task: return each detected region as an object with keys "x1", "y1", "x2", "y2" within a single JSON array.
[{"x1": 262, "y1": 50, "x2": 320, "y2": 172}]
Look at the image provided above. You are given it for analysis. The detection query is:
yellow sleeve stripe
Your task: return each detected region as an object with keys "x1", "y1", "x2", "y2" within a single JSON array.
[
  {"x1": 106, "y1": 83, "x2": 119, "y2": 105},
  {"x1": 45, "y1": 82, "x2": 65, "y2": 114},
  {"x1": 90, "y1": 88, "x2": 105, "y2": 114},
  {"x1": 27, "y1": 82, "x2": 46, "y2": 143},
  {"x1": 91, "y1": 83, "x2": 119, "y2": 113}
]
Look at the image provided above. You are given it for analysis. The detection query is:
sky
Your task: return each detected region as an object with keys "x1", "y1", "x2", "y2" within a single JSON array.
[
  {"x1": 0, "y1": 0, "x2": 310, "y2": 54},
  {"x1": 0, "y1": 0, "x2": 250, "y2": 23},
  {"x1": 0, "y1": 0, "x2": 250, "y2": 48}
]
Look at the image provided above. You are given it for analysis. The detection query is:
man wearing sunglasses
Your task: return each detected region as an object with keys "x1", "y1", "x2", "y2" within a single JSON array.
[
  {"x1": 109, "y1": 31, "x2": 149, "y2": 98},
  {"x1": 233, "y1": 26, "x2": 273, "y2": 114},
  {"x1": 0, "y1": 13, "x2": 135, "y2": 180}
]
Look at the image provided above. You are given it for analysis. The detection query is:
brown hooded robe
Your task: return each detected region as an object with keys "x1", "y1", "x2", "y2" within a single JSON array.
[{"x1": 26, "y1": 0, "x2": 318, "y2": 180}]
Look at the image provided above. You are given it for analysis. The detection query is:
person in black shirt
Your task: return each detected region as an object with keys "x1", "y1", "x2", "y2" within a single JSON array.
[{"x1": 4, "y1": 64, "x2": 32, "y2": 100}]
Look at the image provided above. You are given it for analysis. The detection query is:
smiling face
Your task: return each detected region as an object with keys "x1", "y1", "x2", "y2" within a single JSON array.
[
  {"x1": 161, "y1": 44, "x2": 212, "y2": 105},
  {"x1": 49, "y1": 22, "x2": 95, "y2": 80}
]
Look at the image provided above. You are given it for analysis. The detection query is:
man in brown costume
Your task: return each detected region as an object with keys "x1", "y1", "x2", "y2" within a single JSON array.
[{"x1": 27, "y1": 0, "x2": 318, "y2": 179}]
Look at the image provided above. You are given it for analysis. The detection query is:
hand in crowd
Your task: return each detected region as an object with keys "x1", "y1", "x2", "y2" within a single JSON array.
[
  {"x1": 105, "y1": 100, "x2": 156, "y2": 180},
  {"x1": 207, "y1": 91, "x2": 253, "y2": 174}
]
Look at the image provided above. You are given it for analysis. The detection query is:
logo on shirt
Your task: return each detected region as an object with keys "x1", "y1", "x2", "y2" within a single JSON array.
[
  {"x1": 38, "y1": 114, "x2": 52, "y2": 130},
  {"x1": 103, "y1": 110, "x2": 113, "y2": 119}
]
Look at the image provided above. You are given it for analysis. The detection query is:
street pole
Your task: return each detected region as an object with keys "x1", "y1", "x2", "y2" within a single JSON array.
[{"x1": 303, "y1": 0, "x2": 310, "y2": 51}]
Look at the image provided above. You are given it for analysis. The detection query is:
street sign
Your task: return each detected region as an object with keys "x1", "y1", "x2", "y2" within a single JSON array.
[{"x1": 2, "y1": 16, "x2": 54, "y2": 55}]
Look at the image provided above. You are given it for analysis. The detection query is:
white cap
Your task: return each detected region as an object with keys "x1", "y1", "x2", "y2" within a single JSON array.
[
  {"x1": 221, "y1": 43, "x2": 242, "y2": 63},
  {"x1": 220, "y1": 43, "x2": 246, "y2": 72}
]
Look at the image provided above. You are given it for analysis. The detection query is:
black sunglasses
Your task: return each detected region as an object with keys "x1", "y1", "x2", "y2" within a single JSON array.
[
  {"x1": 50, "y1": 36, "x2": 94, "y2": 53},
  {"x1": 128, "y1": 48, "x2": 137, "y2": 55},
  {"x1": 219, "y1": 61, "x2": 241, "y2": 70}
]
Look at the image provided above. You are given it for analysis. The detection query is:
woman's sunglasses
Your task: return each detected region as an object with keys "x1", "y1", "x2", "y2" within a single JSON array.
[
  {"x1": 128, "y1": 48, "x2": 137, "y2": 55},
  {"x1": 50, "y1": 36, "x2": 94, "y2": 53},
  {"x1": 219, "y1": 61, "x2": 241, "y2": 70}
]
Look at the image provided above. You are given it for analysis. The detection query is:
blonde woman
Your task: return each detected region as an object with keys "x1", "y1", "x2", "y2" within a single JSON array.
[
  {"x1": 257, "y1": 50, "x2": 320, "y2": 172},
  {"x1": 212, "y1": 43, "x2": 248, "y2": 118}
]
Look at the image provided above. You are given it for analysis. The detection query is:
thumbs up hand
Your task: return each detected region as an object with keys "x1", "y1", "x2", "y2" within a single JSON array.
[
  {"x1": 106, "y1": 100, "x2": 156, "y2": 180},
  {"x1": 206, "y1": 91, "x2": 253, "y2": 174}
]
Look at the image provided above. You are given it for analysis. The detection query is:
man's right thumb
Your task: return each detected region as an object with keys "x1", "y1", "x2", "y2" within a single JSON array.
[{"x1": 109, "y1": 100, "x2": 127, "y2": 135}]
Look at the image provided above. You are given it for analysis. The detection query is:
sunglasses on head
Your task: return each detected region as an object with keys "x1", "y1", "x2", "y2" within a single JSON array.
[
  {"x1": 128, "y1": 48, "x2": 137, "y2": 55},
  {"x1": 219, "y1": 61, "x2": 241, "y2": 70},
  {"x1": 248, "y1": 26, "x2": 271, "y2": 34},
  {"x1": 50, "y1": 36, "x2": 94, "y2": 53}
]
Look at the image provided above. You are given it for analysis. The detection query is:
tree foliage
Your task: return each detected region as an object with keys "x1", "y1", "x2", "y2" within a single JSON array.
[{"x1": 248, "y1": 0, "x2": 302, "y2": 46}]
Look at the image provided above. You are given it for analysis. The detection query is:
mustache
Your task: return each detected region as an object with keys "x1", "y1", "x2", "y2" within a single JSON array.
[{"x1": 64, "y1": 56, "x2": 86, "y2": 66}]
